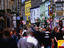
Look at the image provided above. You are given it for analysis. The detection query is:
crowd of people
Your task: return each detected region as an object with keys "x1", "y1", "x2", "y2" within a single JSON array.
[{"x1": 0, "y1": 20, "x2": 64, "y2": 48}]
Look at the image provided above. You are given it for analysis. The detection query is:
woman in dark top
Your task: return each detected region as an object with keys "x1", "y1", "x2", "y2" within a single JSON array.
[
  {"x1": 53, "y1": 27, "x2": 61, "y2": 48},
  {"x1": 0, "y1": 32, "x2": 3, "y2": 48}
]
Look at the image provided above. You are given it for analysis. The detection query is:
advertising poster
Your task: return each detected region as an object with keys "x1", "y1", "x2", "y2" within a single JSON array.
[
  {"x1": 25, "y1": 0, "x2": 31, "y2": 20},
  {"x1": 30, "y1": 7, "x2": 40, "y2": 23},
  {"x1": 34, "y1": 7, "x2": 40, "y2": 19},
  {"x1": 58, "y1": 40, "x2": 64, "y2": 48},
  {"x1": 48, "y1": 5, "x2": 53, "y2": 16},
  {"x1": 30, "y1": 9, "x2": 35, "y2": 23}
]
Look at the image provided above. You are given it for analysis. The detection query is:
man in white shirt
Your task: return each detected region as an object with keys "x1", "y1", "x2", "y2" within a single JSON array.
[{"x1": 17, "y1": 28, "x2": 39, "y2": 48}]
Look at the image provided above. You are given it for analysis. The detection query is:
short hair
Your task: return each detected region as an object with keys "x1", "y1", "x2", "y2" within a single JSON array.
[
  {"x1": 3, "y1": 30, "x2": 10, "y2": 37},
  {"x1": 23, "y1": 32, "x2": 27, "y2": 37}
]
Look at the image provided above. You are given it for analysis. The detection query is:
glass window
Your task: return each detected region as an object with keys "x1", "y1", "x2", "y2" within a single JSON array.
[
  {"x1": 56, "y1": 7, "x2": 63, "y2": 11},
  {"x1": 56, "y1": 4, "x2": 62, "y2": 7}
]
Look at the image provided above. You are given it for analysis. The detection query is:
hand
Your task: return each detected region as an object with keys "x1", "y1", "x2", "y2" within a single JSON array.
[
  {"x1": 56, "y1": 40, "x2": 58, "y2": 43},
  {"x1": 19, "y1": 33, "x2": 22, "y2": 36}
]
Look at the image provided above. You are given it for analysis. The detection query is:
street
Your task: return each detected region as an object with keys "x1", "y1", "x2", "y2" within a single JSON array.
[{"x1": 0, "y1": 0, "x2": 64, "y2": 48}]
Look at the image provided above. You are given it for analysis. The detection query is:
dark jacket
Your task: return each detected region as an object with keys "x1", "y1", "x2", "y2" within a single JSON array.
[{"x1": 1, "y1": 38, "x2": 18, "y2": 48}]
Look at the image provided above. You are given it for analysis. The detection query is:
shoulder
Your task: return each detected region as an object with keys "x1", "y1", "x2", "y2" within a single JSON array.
[{"x1": 27, "y1": 36, "x2": 38, "y2": 46}]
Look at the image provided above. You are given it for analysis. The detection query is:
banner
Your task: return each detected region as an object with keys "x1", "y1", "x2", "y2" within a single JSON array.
[
  {"x1": 25, "y1": 0, "x2": 31, "y2": 20},
  {"x1": 30, "y1": 9, "x2": 35, "y2": 23},
  {"x1": 30, "y1": 7, "x2": 40, "y2": 23},
  {"x1": 58, "y1": 40, "x2": 64, "y2": 48},
  {"x1": 48, "y1": 5, "x2": 53, "y2": 16}
]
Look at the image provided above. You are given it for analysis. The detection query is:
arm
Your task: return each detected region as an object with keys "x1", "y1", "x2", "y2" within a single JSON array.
[{"x1": 54, "y1": 37, "x2": 58, "y2": 43}]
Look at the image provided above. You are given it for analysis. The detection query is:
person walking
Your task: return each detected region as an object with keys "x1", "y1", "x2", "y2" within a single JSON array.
[
  {"x1": 43, "y1": 27, "x2": 52, "y2": 48},
  {"x1": 17, "y1": 28, "x2": 39, "y2": 48},
  {"x1": 0, "y1": 32, "x2": 3, "y2": 48},
  {"x1": 51, "y1": 27, "x2": 62, "y2": 48},
  {"x1": 2, "y1": 30, "x2": 18, "y2": 48}
]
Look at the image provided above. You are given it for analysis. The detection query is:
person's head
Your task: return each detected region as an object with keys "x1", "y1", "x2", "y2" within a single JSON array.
[
  {"x1": 27, "y1": 28, "x2": 34, "y2": 36},
  {"x1": 34, "y1": 25, "x2": 39, "y2": 31},
  {"x1": 42, "y1": 28, "x2": 46, "y2": 31},
  {"x1": 22, "y1": 32, "x2": 27, "y2": 37},
  {"x1": 22, "y1": 29, "x2": 27, "y2": 37},
  {"x1": 20, "y1": 28, "x2": 23, "y2": 34},
  {"x1": 30, "y1": 30, "x2": 34, "y2": 36},
  {"x1": 39, "y1": 27, "x2": 42, "y2": 32},
  {"x1": 54, "y1": 27, "x2": 58, "y2": 32},
  {"x1": 13, "y1": 30, "x2": 17, "y2": 35},
  {"x1": 10, "y1": 31, "x2": 13, "y2": 36},
  {"x1": 31, "y1": 24, "x2": 34, "y2": 27},
  {"x1": 3, "y1": 30, "x2": 10, "y2": 38},
  {"x1": 56, "y1": 29, "x2": 60, "y2": 33},
  {"x1": 23, "y1": 26, "x2": 27, "y2": 30},
  {"x1": 46, "y1": 27, "x2": 51, "y2": 32},
  {"x1": 59, "y1": 20, "x2": 63, "y2": 27}
]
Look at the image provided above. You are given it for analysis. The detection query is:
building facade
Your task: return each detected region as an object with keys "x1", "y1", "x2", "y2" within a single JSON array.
[
  {"x1": 0, "y1": 0, "x2": 22, "y2": 29},
  {"x1": 0, "y1": 0, "x2": 20, "y2": 12},
  {"x1": 54, "y1": 0, "x2": 64, "y2": 17},
  {"x1": 21, "y1": 0, "x2": 42, "y2": 21},
  {"x1": 40, "y1": 0, "x2": 50, "y2": 20}
]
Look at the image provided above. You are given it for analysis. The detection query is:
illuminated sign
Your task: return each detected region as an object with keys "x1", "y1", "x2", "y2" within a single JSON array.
[{"x1": 25, "y1": 0, "x2": 31, "y2": 20}]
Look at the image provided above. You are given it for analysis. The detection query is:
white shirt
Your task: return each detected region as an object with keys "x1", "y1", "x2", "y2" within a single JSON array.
[{"x1": 27, "y1": 35, "x2": 38, "y2": 46}]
